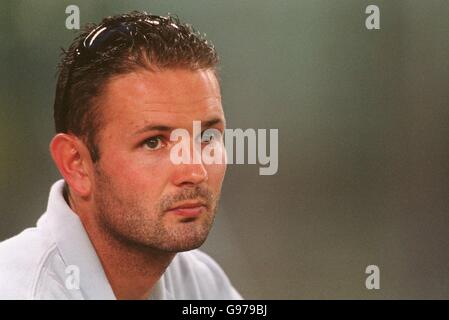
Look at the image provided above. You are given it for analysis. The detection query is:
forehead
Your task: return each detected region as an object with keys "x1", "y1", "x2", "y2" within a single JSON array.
[{"x1": 98, "y1": 68, "x2": 224, "y2": 131}]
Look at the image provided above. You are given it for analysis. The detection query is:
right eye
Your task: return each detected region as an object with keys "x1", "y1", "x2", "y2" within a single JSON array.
[{"x1": 142, "y1": 136, "x2": 165, "y2": 151}]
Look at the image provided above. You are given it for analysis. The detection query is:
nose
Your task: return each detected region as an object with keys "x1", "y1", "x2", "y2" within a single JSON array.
[
  {"x1": 170, "y1": 128, "x2": 214, "y2": 186},
  {"x1": 171, "y1": 136, "x2": 208, "y2": 186},
  {"x1": 172, "y1": 162, "x2": 208, "y2": 187}
]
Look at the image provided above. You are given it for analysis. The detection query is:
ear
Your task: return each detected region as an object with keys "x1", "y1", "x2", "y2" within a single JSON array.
[{"x1": 49, "y1": 133, "x2": 94, "y2": 198}]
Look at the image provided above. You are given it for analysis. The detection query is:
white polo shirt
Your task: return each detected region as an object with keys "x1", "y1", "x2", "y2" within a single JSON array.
[{"x1": 0, "y1": 180, "x2": 242, "y2": 300}]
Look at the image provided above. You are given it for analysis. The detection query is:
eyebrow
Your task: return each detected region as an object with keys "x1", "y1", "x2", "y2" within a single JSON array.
[{"x1": 133, "y1": 117, "x2": 224, "y2": 135}]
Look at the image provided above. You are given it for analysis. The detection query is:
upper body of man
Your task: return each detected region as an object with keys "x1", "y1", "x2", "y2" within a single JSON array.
[
  {"x1": 0, "y1": 11, "x2": 241, "y2": 300},
  {"x1": 0, "y1": 180, "x2": 240, "y2": 299}
]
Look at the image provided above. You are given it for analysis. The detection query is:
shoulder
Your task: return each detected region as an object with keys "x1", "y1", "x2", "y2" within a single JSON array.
[
  {"x1": 165, "y1": 249, "x2": 242, "y2": 300},
  {"x1": 0, "y1": 224, "x2": 57, "y2": 299}
]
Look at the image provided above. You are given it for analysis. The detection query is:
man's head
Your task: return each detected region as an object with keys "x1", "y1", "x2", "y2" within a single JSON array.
[{"x1": 50, "y1": 11, "x2": 226, "y2": 253}]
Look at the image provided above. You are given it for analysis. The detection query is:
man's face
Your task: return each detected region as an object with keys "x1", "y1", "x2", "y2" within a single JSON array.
[{"x1": 90, "y1": 68, "x2": 226, "y2": 252}]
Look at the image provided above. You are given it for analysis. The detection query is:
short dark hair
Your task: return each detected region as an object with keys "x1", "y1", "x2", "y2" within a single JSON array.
[{"x1": 54, "y1": 11, "x2": 219, "y2": 162}]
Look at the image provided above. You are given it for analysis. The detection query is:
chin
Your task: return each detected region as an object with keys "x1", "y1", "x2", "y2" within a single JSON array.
[
  {"x1": 155, "y1": 228, "x2": 211, "y2": 253},
  {"x1": 162, "y1": 233, "x2": 210, "y2": 253}
]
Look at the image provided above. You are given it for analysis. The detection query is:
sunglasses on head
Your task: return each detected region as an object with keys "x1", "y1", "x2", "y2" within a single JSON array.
[
  {"x1": 61, "y1": 15, "x2": 174, "y2": 110},
  {"x1": 75, "y1": 16, "x2": 170, "y2": 60}
]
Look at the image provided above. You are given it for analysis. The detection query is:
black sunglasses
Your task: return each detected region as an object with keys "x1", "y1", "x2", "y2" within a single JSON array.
[
  {"x1": 74, "y1": 17, "x2": 165, "y2": 60},
  {"x1": 61, "y1": 16, "x2": 172, "y2": 112}
]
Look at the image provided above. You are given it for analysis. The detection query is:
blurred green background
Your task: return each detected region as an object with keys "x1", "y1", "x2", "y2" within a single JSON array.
[{"x1": 1, "y1": 0, "x2": 448, "y2": 299}]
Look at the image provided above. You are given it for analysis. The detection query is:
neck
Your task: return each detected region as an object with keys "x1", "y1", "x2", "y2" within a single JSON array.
[{"x1": 68, "y1": 193, "x2": 175, "y2": 300}]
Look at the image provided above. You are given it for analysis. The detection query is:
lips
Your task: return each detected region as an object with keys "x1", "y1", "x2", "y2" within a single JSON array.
[{"x1": 166, "y1": 201, "x2": 207, "y2": 218}]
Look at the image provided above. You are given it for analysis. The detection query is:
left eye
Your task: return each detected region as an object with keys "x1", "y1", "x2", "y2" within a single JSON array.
[
  {"x1": 201, "y1": 130, "x2": 221, "y2": 144},
  {"x1": 143, "y1": 136, "x2": 164, "y2": 150}
]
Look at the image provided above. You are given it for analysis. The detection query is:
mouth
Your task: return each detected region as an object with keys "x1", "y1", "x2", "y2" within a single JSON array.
[{"x1": 165, "y1": 201, "x2": 207, "y2": 218}]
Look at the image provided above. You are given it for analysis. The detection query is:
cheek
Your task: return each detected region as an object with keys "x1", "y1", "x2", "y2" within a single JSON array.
[
  {"x1": 206, "y1": 163, "x2": 227, "y2": 189},
  {"x1": 99, "y1": 150, "x2": 173, "y2": 198}
]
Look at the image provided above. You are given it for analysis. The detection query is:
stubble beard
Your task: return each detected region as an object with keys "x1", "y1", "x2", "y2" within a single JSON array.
[{"x1": 92, "y1": 167, "x2": 219, "y2": 254}]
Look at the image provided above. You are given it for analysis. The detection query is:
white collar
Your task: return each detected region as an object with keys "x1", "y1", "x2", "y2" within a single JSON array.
[{"x1": 39, "y1": 180, "x2": 171, "y2": 300}]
